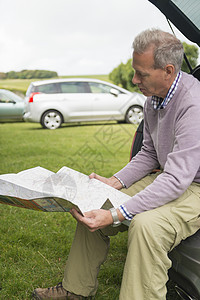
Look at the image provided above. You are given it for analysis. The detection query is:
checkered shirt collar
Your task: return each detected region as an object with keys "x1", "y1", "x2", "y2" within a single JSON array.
[{"x1": 151, "y1": 71, "x2": 182, "y2": 110}]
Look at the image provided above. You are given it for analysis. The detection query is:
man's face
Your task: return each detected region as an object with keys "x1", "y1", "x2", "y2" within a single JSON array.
[{"x1": 132, "y1": 49, "x2": 169, "y2": 98}]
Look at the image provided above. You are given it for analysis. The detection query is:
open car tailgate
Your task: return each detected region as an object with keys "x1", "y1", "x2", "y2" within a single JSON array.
[{"x1": 148, "y1": 0, "x2": 200, "y2": 46}]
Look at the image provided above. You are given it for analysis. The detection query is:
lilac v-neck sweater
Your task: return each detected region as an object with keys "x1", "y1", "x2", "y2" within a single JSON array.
[{"x1": 115, "y1": 72, "x2": 200, "y2": 215}]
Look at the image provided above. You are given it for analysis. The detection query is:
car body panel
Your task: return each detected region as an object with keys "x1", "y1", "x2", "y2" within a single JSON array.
[
  {"x1": 0, "y1": 89, "x2": 24, "y2": 119},
  {"x1": 24, "y1": 78, "x2": 146, "y2": 127},
  {"x1": 146, "y1": 1, "x2": 200, "y2": 299}
]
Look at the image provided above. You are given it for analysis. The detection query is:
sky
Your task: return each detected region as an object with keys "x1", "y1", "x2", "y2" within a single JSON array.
[{"x1": 0, "y1": 0, "x2": 197, "y2": 76}]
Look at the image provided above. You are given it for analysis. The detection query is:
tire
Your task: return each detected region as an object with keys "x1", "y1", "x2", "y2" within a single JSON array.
[
  {"x1": 125, "y1": 105, "x2": 143, "y2": 124},
  {"x1": 41, "y1": 110, "x2": 63, "y2": 129}
]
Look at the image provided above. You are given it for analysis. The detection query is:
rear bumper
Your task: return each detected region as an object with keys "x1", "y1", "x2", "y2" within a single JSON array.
[
  {"x1": 23, "y1": 112, "x2": 39, "y2": 122},
  {"x1": 23, "y1": 112, "x2": 31, "y2": 122}
]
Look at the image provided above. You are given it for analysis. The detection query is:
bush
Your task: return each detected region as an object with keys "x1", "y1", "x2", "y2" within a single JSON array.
[
  {"x1": 0, "y1": 72, "x2": 7, "y2": 79},
  {"x1": 109, "y1": 59, "x2": 136, "y2": 92},
  {"x1": 4, "y1": 69, "x2": 58, "y2": 80}
]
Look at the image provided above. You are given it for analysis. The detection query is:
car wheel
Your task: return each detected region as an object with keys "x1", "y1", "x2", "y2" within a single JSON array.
[
  {"x1": 41, "y1": 110, "x2": 63, "y2": 129},
  {"x1": 125, "y1": 105, "x2": 143, "y2": 124}
]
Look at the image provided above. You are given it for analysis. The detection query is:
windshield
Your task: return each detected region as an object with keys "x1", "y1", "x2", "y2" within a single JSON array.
[
  {"x1": 171, "y1": 0, "x2": 200, "y2": 30},
  {"x1": 148, "y1": 0, "x2": 200, "y2": 45}
]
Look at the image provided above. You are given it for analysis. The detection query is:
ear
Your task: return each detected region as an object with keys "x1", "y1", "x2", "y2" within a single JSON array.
[{"x1": 164, "y1": 64, "x2": 175, "y2": 79}]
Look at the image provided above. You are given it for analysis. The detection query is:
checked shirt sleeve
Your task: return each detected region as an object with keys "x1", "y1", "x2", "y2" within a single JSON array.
[{"x1": 119, "y1": 204, "x2": 134, "y2": 220}]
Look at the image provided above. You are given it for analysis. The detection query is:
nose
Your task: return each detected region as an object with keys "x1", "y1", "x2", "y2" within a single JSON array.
[{"x1": 132, "y1": 73, "x2": 141, "y2": 85}]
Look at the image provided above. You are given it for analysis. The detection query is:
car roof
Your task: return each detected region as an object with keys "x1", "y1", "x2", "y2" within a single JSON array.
[
  {"x1": 31, "y1": 78, "x2": 113, "y2": 86},
  {"x1": 29, "y1": 78, "x2": 132, "y2": 94},
  {"x1": 148, "y1": 0, "x2": 200, "y2": 46}
]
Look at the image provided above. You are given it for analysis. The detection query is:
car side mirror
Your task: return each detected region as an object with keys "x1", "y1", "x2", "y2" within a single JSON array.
[{"x1": 110, "y1": 88, "x2": 120, "y2": 97}]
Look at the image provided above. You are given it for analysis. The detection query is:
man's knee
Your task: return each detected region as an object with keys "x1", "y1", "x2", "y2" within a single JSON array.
[
  {"x1": 128, "y1": 210, "x2": 176, "y2": 252},
  {"x1": 129, "y1": 211, "x2": 155, "y2": 234}
]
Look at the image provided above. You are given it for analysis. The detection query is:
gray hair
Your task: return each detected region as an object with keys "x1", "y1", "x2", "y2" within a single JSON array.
[{"x1": 132, "y1": 29, "x2": 184, "y2": 73}]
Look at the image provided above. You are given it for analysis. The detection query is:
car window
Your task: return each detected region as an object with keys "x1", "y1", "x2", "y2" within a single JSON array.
[
  {"x1": 59, "y1": 82, "x2": 89, "y2": 93},
  {"x1": 171, "y1": 0, "x2": 200, "y2": 29},
  {"x1": 0, "y1": 93, "x2": 12, "y2": 103},
  {"x1": 88, "y1": 82, "x2": 121, "y2": 94},
  {"x1": 35, "y1": 83, "x2": 58, "y2": 94},
  {"x1": 26, "y1": 83, "x2": 34, "y2": 97},
  {"x1": 149, "y1": 0, "x2": 200, "y2": 45},
  {"x1": 0, "y1": 92, "x2": 20, "y2": 103}
]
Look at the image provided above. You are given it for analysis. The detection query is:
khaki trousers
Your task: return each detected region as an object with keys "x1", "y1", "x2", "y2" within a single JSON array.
[{"x1": 62, "y1": 173, "x2": 200, "y2": 299}]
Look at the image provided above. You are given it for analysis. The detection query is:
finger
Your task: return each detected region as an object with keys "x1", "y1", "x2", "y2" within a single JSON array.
[
  {"x1": 91, "y1": 173, "x2": 104, "y2": 182},
  {"x1": 70, "y1": 209, "x2": 93, "y2": 227},
  {"x1": 83, "y1": 210, "x2": 96, "y2": 218},
  {"x1": 70, "y1": 208, "x2": 85, "y2": 221},
  {"x1": 89, "y1": 172, "x2": 96, "y2": 179},
  {"x1": 71, "y1": 209, "x2": 100, "y2": 231}
]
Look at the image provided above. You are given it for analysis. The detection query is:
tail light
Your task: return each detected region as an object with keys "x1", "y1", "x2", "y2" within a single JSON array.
[{"x1": 29, "y1": 92, "x2": 41, "y2": 103}]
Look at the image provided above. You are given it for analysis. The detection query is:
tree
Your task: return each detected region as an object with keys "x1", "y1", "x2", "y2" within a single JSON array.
[
  {"x1": 4, "y1": 69, "x2": 58, "y2": 79},
  {"x1": 109, "y1": 59, "x2": 136, "y2": 92},
  {"x1": 0, "y1": 72, "x2": 6, "y2": 79},
  {"x1": 7, "y1": 71, "x2": 18, "y2": 79},
  {"x1": 181, "y1": 42, "x2": 199, "y2": 73}
]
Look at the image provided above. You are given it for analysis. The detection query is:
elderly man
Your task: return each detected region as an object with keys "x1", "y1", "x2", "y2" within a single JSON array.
[{"x1": 33, "y1": 29, "x2": 200, "y2": 300}]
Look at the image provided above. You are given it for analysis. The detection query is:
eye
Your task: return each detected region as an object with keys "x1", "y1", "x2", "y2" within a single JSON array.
[
  {"x1": 135, "y1": 71, "x2": 147, "y2": 78},
  {"x1": 139, "y1": 74, "x2": 145, "y2": 78}
]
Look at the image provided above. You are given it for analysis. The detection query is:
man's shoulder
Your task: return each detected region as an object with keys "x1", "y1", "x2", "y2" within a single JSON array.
[
  {"x1": 177, "y1": 72, "x2": 200, "y2": 99},
  {"x1": 181, "y1": 71, "x2": 200, "y2": 87}
]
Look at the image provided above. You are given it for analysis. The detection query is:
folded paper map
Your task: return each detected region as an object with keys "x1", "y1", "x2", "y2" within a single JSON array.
[{"x1": 0, "y1": 166, "x2": 131, "y2": 216}]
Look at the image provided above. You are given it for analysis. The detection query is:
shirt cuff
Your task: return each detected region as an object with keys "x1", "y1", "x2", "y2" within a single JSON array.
[
  {"x1": 119, "y1": 204, "x2": 134, "y2": 221},
  {"x1": 114, "y1": 175, "x2": 126, "y2": 188}
]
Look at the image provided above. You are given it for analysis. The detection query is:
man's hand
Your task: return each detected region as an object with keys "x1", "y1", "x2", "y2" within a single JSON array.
[
  {"x1": 71, "y1": 173, "x2": 125, "y2": 231},
  {"x1": 89, "y1": 173, "x2": 123, "y2": 190},
  {"x1": 70, "y1": 208, "x2": 125, "y2": 232}
]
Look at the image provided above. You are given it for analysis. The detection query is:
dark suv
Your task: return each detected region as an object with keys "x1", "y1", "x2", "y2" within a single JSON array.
[{"x1": 130, "y1": 1, "x2": 200, "y2": 299}]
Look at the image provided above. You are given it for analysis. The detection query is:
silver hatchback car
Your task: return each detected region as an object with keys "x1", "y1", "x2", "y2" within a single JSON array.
[{"x1": 24, "y1": 78, "x2": 146, "y2": 129}]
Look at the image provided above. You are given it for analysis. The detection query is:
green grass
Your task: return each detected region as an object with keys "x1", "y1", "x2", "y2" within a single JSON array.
[{"x1": 0, "y1": 121, "x2": 178, "y2": 299}]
